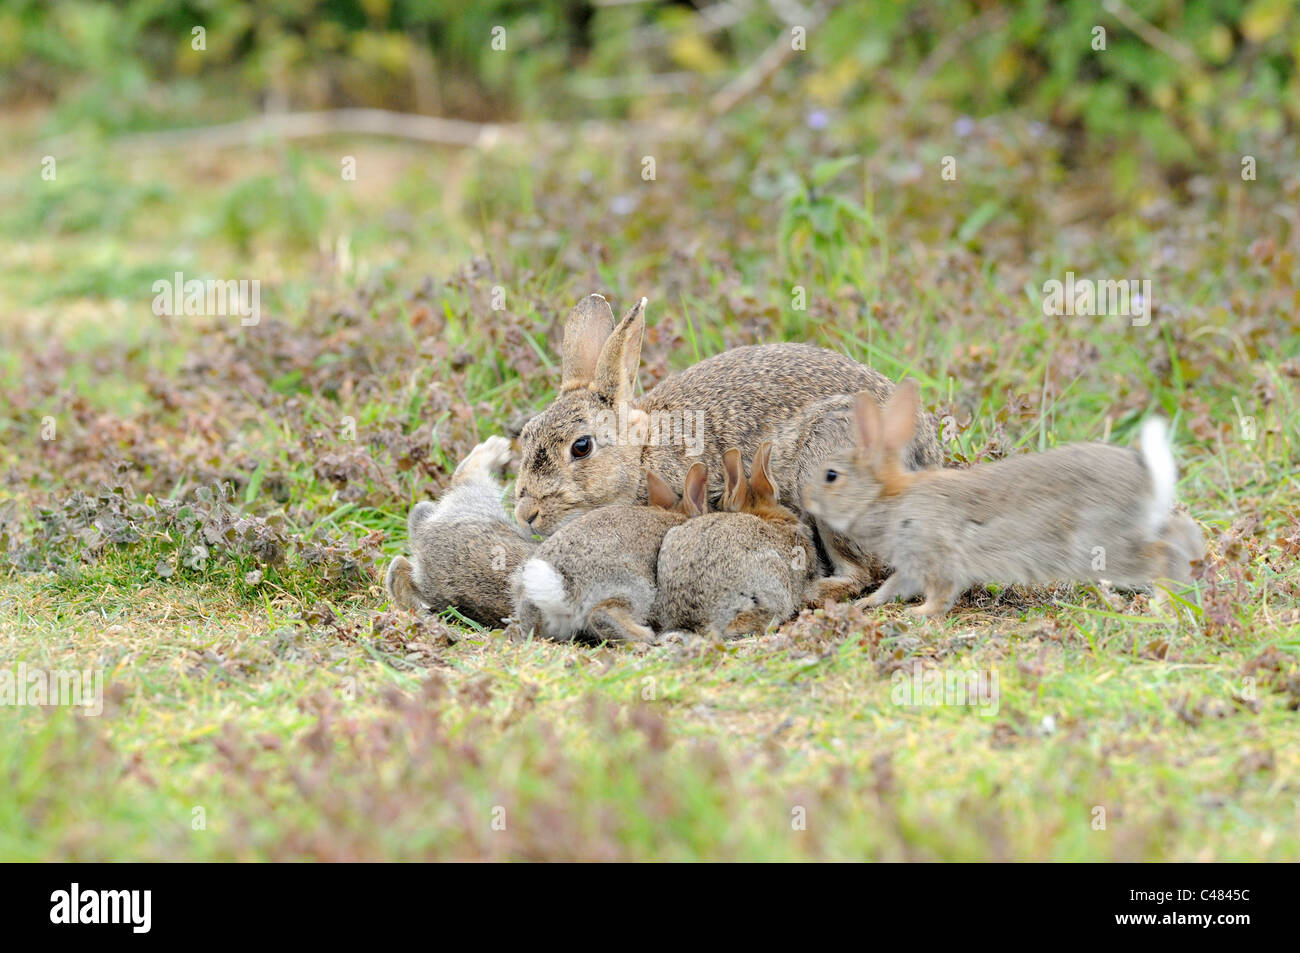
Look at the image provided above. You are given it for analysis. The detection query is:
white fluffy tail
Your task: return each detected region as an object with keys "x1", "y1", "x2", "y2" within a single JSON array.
[
  {"x1": 1139, "y1": 418, "x2": 1176, "y2": 533},
  {"x1": 520, "y1": 558, "x2": 574, "y2": 636}
]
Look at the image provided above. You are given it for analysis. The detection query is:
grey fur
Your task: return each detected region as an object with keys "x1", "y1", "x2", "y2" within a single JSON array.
[
  {"x1": 510, "y1": 464, "x2": 705, "y2": 643},
  {"x1": 385, "y1": 436, "x2": 536, "y2": 627},
  {"x1": 802, "y1": 382, "x2": 1206, "y2": 617}
]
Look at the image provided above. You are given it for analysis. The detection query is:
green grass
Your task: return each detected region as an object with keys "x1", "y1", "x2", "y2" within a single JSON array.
[{"x1": 1, "y1": 85, "x2": 1298, "y2": 860}]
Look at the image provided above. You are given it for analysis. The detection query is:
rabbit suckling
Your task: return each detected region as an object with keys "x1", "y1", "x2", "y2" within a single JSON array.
[
  {"x1": 384, "y1": 436, "x2": 536, "y2": 627},
  {"x1": 656, "y1": 443, "x2": 817, "y2": 639},
  {"x1": 386, "y1": 439, "x2": 818, "y2": 643},
  {"x1": 801, "y1": 381, "x2": 1205, "y2": 618},
  {"x1": 509, "y1": 443, "x2": 818, "y2": 641},
  {"x1": 510, "y1": 465, "x2": 707, "y2": 643},
  {"x1": 512, "y1": 294, "x2": 941, "y2": 601}
]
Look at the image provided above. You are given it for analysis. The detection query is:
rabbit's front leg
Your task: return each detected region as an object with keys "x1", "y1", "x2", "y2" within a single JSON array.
[
  {"x1": 864, "y1": 572, "x2": 924, "y2": 607},
  {"x1": 910, "y1": 577, "x2": 960, "y2": 618}
]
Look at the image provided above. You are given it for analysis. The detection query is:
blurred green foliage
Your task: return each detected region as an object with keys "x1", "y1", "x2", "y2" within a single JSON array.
[{"x1": 2, "y1": 0, "x2": 1297, "y2": 164}]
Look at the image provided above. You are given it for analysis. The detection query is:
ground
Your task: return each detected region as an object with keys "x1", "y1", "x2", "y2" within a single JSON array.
[{"x1": 1, "y1": 92, "x2": 1297, "y2": 860}]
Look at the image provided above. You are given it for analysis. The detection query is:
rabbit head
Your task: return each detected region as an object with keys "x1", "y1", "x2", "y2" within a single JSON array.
[
  {"x1": 515, "y1": 294, "x2": 652, "y2": 534},
  {"x1": 802, "y1": 379, "x2": 921, "y2": 536}
]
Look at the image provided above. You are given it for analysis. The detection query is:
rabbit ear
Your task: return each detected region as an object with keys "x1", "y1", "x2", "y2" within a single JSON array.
[
  {"x1": 750, "y1": 441, "x2": 778, "y2": 503},
  {"x1": 646, "y1": 470, "x2": 677, "y2": 510},
  {"x1": 591, "y1": 297, "x2": 646, "y2": 404},
  {"x1": 561, "y1": 294, "x2": 615, "y2": 388},
  {"x1": 853, "y1": 390, "x2": 882, "y2": 453},
  {"x1": 682, "y1": 462, "x2": 709, "y2": 516},
  {"x1": 881, "y1": 379, "x2": 920, "y2": 454},
  {"x1": 721, "y1": 448, "x2": 746, "y2": 511}
]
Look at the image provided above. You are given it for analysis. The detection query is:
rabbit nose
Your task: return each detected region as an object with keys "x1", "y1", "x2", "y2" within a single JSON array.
[{"x1": 515, "y1": 499, "x2": 540, "y2": 527}]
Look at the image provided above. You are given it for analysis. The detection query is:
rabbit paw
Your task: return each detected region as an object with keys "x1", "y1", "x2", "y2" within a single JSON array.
[
  {"x1": 908, "y1": 598, "x2": 953, "y2": 619},
  {"x1": 454, "y1": 435, "x2": 513, "y2": 483},
  {"x1": 806, "y1": 575, "x2": 867, "y2": 607},
  {"x1": 589, "y1": 601, "x2": 656, "y2": 644},
  {"x1": 865, "y1": 573, "x2": 923, "y2": 608}
]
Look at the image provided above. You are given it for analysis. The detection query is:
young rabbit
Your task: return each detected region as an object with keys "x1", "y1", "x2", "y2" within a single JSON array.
[
  {"x1": 764, "y1": 392, "x2": 898, "y2": 605},
  {"x1": 385, "y1": 435, "x2": 536, "y2": 626},
  {"x1": 802, "y1": 381, "x2": 1205, "y2": 617},
  {"x1": 511, "y1": 463, "x2": 708, "y2": 643},
  {"x1": 656, "y1": 442, "x2": 818, "y2": 638}
]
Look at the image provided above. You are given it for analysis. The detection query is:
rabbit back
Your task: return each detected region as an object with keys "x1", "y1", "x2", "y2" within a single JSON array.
[
  {"x1": 640, "y1": 344, "x2": 940, "y2": 504},
  {"x1": 864, "y1": 443, "x2": 1185, "y2": 592},
  {"x1": 513, "y1": 505, "x2": 686, "y2": 641},
  {"x1": 656, "y1": 512, "x2": 814, "y2": 636}
]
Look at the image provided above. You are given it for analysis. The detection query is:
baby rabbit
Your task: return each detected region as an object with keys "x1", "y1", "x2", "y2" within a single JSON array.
[
  {"x1": 385, "y1": 435, "x2": 536, "y2": 626},
  {"x1": 802, "y1": 381, "x2": 1205, "y2": 617},
  {"x1": 512, "y1": 464, "x2": 707, "y2": 643},
  {"x1": 657, "y1": 442, "x2": 818, "y2": 638}
]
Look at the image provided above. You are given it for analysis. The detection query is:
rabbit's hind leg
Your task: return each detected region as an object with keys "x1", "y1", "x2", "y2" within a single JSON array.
[
  {"x1": 1158, "y1": 514, "x2": 1204, "y2": 582},
  {"x1": 451, "y1": 435, "x2": 513, "y2": 486},
  {"x1": 587, "y1": 599, "x2": 657, "y2": 644},
  {"x1": 1140, "y1": 533, "x2": 1202, "y2": 621}
]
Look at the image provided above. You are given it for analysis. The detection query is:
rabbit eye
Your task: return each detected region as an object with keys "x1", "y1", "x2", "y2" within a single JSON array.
[
  {"x1": 824, "y1": 469, "x2": 838, "y2": 483},
  {"x1": 571, "y1": 436, "x2": 593, "y2": 460}
]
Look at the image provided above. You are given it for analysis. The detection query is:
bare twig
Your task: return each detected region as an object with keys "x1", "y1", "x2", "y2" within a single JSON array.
[
  {"x1": 707, "y1": 1, "x2": 834, "y2": 117},
  {"x1": 572, "y1": 71, "x2": 703, "y2": 99},
  {"x1": 1103, "y1": 0, "x2": 1201, "y2": 69},
  {"x1": 79, "y1": 108, "x2": 685, "y2": 156},
  {"x1": 108, "y1": 108, "x2": 525, "y2": 153}
]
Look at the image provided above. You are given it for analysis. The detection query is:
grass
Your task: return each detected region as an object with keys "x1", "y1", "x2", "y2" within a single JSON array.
[{"x1": 1, "y1": 87, "x2": 1298, "y2": 860}]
